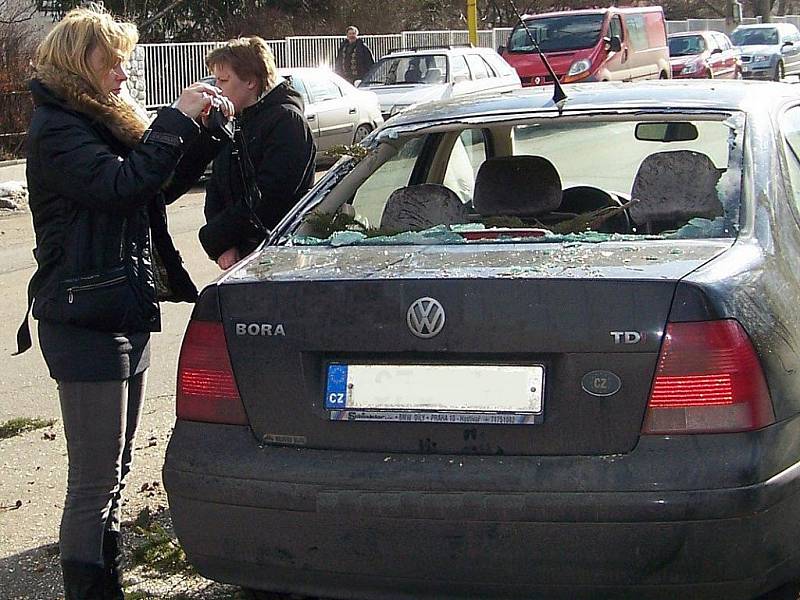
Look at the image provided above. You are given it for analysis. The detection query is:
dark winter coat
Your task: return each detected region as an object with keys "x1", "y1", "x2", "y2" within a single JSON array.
[
  {"x1": 335, "y1": 39, "x2": 376, "y2": 83},
  {"x1": 199, "y1": 80, "x2": 316, "y2": 260},
  {"x1": 18, "y1": 75, "x2": 216, "y2": 380}
]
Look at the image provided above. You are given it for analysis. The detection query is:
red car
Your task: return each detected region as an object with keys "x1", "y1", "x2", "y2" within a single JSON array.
[{"x1": 669, "y1": 30, "x2": 742, "y2": 78}]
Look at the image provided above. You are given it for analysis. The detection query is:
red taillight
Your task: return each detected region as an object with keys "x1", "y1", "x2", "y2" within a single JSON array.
[
  {"x1": 642, "y1": 319, "x2": 774, "y2": 434},
  {"x1": 176, "y1": 321, "x2": 248, "y2": 425}
]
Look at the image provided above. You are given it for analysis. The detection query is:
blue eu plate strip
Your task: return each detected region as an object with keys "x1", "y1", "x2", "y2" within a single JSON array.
[{"x1": 324, "y1": 364, "x2": 348, "y2": 409}]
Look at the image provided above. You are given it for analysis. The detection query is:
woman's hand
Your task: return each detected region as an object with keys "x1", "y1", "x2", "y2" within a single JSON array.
[
  {"x1": 175, "y1": 82, "x2": 233, "y2": 120},
  {"x1": 216, "y1": 247, "x2": 240, "y2": 270}
]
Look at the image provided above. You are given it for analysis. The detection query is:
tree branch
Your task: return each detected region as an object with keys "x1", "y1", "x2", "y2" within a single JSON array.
[{"x1": 138, "y1": 0, "x2": 186, "y2": 31}]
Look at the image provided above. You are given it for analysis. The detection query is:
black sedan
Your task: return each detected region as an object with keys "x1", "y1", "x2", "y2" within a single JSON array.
[{"x1": 164, "y1": 81, "x2": 800, "y2": 599}]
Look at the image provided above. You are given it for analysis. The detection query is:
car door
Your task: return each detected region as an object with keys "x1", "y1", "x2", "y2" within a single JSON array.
[
  {"x1": 705, "y1": 34, "x2": 726, "y2": 78},
  {"x1": 303, "y1": 72, "x2": 356, "y2": 151},
  {"x1": 463, "y1": 53, "x2": 494, "y2": 95},
  {"x1": 286, "y1": 73, "x2": 321, "y2": 143},
  {"x1": 605, "y1": 14, "x2": 630, "y2": 81},
  {"x1": 783, "y1": 29, "x2": 800, "y2": 74},
  {"x1": 715, "y1": 33, "x2": 738, "y2": 78}
]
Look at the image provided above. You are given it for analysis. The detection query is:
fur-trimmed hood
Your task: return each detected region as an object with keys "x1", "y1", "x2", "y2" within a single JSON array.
[{"x1": 30, "y1": 65, "x2": 148, "y2": 148}]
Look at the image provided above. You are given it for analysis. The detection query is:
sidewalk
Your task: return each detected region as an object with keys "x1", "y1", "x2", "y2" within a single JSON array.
[{"x1": 0, "y1": 160, "x2": 26, "y2": 184}]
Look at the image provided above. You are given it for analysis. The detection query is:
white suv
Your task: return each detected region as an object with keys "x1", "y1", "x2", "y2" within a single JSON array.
[{"x1": 357, "y1": 45, "x2": 521, "y2": 119}]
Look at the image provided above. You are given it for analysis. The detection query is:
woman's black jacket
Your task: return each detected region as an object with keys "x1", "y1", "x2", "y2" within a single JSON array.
[{"x1": 17, "y1": 80, "x2": 215, "y2": 354}]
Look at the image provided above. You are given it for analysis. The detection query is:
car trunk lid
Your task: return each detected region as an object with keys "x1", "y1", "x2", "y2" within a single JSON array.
[{"x1": 220, "y1": 239, "x2": 730, "y2": 455}]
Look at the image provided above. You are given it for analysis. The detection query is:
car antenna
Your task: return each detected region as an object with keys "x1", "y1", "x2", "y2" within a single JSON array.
[{"x1": 506, "y1": 0, "x2": 567, "y2": 112}]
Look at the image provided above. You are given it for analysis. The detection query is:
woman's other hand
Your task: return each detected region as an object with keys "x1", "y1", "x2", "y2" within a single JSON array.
[{"x1": 216, "y1": 247, "x2": 240, "y2": 270}]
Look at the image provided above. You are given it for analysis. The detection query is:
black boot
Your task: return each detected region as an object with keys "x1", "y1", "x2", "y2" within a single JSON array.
[
  {"x1": 61, "y1": 560, "x2": 105, "y2": 600},
  {"x1": 102, "y1": 530, "x2": 125, "y2": 600}
]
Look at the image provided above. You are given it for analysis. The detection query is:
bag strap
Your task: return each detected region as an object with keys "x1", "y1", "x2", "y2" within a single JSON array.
[
  {"x1": 14, "y1": 265, "x2": 47, "y2": 355},
  {"x1": 232, "y1": 124, "x2": 268, "y2": 236}
]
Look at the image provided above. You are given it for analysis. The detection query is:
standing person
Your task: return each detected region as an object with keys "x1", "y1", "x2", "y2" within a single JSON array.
[
  {"x1": 335, "y1": 26, "x2": 376, "y2": 84},
  {"x1": 15, "y1": 5, "x2": 231, "y2": 598},
  {"x1": 200, "y1": 37, "x2": 316, "y2": 270}
]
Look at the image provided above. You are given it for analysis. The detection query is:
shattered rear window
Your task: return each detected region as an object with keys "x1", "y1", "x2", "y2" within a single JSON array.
[{"x1": 288, "y1": 113, "x2": 743, "y2": 247}]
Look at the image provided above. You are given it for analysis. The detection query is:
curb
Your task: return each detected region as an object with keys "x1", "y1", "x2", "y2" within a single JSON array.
[{"x1": 0, "y1": 159, "x2": 26, "y2": 167}]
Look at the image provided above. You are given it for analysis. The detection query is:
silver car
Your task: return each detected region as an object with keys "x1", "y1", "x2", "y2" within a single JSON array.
[
  {"x1": 731, "y1": 23, "x2": 800, "y2": 80},
  {"x1": 357, "y1": 45, "x2": 521, "y2": 120},
  {"x1": 280, "y1": 68, "x2": 383, "y2": 160}
]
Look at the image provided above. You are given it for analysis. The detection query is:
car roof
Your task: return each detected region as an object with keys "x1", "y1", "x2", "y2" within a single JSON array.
[
  {"x1": 384, "y1": 80, "x2": 795, "y2": 127},
  {"x1": 522, "y1": 6, "x2": 662, "y2": 19},
  {"x1": 669, "y1": 31, "x2": 717, "y2": 38},
  {"x1": 381, "y1": 46, "x2": 494, "y2": 58}
]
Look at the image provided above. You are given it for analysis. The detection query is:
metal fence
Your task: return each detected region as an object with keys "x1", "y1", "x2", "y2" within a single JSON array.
[
  {"x1": 141, "y1": 28, "x2": 515, "y2": 108},
  {"x1": 139, "y1": 18, "x2": 800, "y2": 108},
  {"x1": 0, "y1": 90, "x2": 33, "y2": 159}
]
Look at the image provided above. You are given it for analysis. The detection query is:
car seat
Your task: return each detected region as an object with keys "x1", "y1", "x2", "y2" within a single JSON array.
[
  {"x1": 424, "y1": 68, "x2": 444, "y2": 84},
  {"x1": 380, "y1": 183, "x2": 468, "y2": 231},
  {"x1": 629, "y1": 150, "x2": 723, "y2": 233},
  {"x1": 472, "y1": 155, "x2": 563, "y2": 217}
]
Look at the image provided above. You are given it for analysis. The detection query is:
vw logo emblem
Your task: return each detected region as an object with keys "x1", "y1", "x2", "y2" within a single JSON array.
[{"x1": 407, "y1": 297, "x2": 445, "y2": 339}]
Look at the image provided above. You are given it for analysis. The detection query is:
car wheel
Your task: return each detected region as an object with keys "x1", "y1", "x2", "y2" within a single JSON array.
[
  {"x1": 353, "y1": 124, "x2": 372, "y2": 144},
  {"x1": 775, "y1": 61, "x2": 785, "y2": 81}
]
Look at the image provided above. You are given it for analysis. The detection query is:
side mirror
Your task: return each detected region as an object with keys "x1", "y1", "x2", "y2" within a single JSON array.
[
  {"x1": 711, "y1": 48, "x2": 723, "y2": 54},
  {"x1": 783, "y1": 41, "x2": 794, "y2": 48},
  {"x1": 354, "y1": 79, "x2": 362, "y2": 87},
  {"x1": 497, "y1": 45, "x2": 507, "y2": 54},
  {"x1": 604, "y1": 35, "x2": 622, "y2": 53}
]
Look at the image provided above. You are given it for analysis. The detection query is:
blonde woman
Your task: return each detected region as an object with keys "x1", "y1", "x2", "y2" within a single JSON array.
[{"x1": 15, "y1": 5, "x2": 231, "y2": 598}]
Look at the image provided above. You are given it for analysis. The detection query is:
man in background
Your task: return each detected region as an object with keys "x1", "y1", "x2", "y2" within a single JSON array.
[{"x1": 335, "y1": 26, "x2": 375, "y2": 84}]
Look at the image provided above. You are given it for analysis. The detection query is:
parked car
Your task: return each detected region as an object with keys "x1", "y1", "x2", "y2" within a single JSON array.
[
  {"x1": 668, "y1": 30, "x2": 742, "y2": 78},
  {"x1": 165, "y1": 80, "x2": 800, "y2": 599},
  {"x1": 279, "y1": 68, "x2": 383, "y2": 160},
  {"x1": 356, "y1": 45, "x2": 520, "y2": 120},
  {"x1": 731, "y1": 22, "x2": 800, "y2": 80},
  {"x1": 500, "y1": 6, "x2": 670, "y2": 86}
]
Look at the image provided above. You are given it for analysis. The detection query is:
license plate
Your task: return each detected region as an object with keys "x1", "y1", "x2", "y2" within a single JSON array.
[{"x1": 324, "y1": 363, "x2": 544, "y2": 424}]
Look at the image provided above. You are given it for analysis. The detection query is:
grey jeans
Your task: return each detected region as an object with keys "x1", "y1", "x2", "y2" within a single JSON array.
[{"x1": 57, "y1": 371, "x2": 146, "y2": 565}]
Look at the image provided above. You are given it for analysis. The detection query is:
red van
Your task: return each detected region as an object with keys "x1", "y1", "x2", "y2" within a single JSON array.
[{"x1": 500, "y1": 7, "x2": 670, "y2": 86}]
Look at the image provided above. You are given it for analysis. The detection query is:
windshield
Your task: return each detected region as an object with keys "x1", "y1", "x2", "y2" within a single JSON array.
[
  {"x1": 360, "y1": 55, "x2": 449, "y2": 86},
  {"x1": 285, "y1": 114, "x2": 742, "y2": 248},
  {"x1": 508, "y1": 14, "x2": 604, "y2": 53},
  {"x1": 669, "y1": 35, "x2": 706, "y2": 56},
  {"x1": 731, "y1": 27, "x2": 779, "y2": 45}
]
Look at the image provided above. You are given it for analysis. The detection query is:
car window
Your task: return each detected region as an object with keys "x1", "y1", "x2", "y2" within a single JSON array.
[
  {"x1": 361, "y1": 55, "x2": 448, "y2": 86},
  {"x1": 732, "y1": 27, "x2": 779, "y2": 46},
  {"x1": 450, "y1": 55, "x2": 470, "y2": 81},
  {"x1": 286, "y1": 74, "x2": 311, "y2": 106},
  {"x1": 304, "y1": 74, "x2": 342, "y2": 102},
  {"x1": 480, "y1": 56, "x2": 498, "y2": 77},
  {"x1": 780, "y1": 106, "x2": 800, "y2": 214},
  {"x1": 669, "y1": 35, "x2": 706, "y2": 56},
  {"x1": 351, "y1": 136, "x2": 427, "y2": 228},
  {"x1": 465, "y1": 54, "x2": 490, "y2": 79},
  {"x1": 609, "y1": 15, "x2": 623, "y2": 41},
  {"x1": 625, "y1": 14, "x2": 648, "y2": 51},
  {"x1": 483, "y1": 53, "x2": 515, "y2": 77},
  {"x1": 291, "y1": 114, "x2": 742, "y2": 245},
  {"x1": 509, "y1": 14, "x2": 604, "y2": 52},
  {"x1": 443, "y1": 129, "x2": 489, "y2": 203}
]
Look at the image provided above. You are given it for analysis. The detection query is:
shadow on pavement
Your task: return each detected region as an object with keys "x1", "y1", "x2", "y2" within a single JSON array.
[{"x1": 0, "y1": 542, "x2": 62, "y2": 600}]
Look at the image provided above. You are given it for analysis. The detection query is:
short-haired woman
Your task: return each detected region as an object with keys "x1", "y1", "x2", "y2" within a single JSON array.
[
  {"x1": 16, "y1": 5, "x2": 231, "y2": 598},
  {"x1": 199, "y1": 36, "x2": 316, "y2": 269}
]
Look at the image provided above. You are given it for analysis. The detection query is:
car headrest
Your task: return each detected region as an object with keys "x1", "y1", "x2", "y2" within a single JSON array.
[
  {"x1": 473, "y1": 156, "x2": 562, "y2": 217},
  {"x1": 380, "y1": 184, "x2": 468, "y2": 231},
  {"x1": 629, "y1": 150, "x2": 723, "y2": 225},
  {"x1": 424, "y1": 68, "x2": 443, "y2": 83}
]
